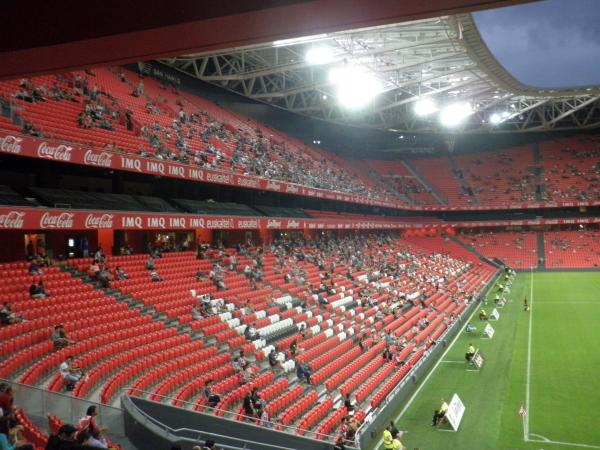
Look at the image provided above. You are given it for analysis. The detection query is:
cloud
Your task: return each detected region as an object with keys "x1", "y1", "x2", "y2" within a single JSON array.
[{"x1": 473, "y1": 0, "x2": 600, "y2": 88}]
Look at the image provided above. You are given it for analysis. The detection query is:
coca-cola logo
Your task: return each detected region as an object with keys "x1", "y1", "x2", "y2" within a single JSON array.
[
  {"x1": 40, "y1": 212, "x2": 74, "y2": 229},
  {"x1": 0, "y1": 135, "x2": 23, "y2": 154},
  {"x1": 84, "y1": 150, "x2": 113, "y2": 167},
  {"x1": 266, "y1": 219, "x2": 282, "y2": 229},
  {"x1": 85, "y1": 213, "x2": 114, "y2": 229},
  {"x1": 0, "y1": 211, "x2": 25, "y2": 228},
  {"x1": 37, "y1": 142, "x2": 72, "y2": 161}
]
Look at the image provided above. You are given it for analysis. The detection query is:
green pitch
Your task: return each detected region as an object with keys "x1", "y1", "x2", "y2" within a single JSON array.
[{"x1": 370, "y1": 272, "x2": 600, "y2": 450}]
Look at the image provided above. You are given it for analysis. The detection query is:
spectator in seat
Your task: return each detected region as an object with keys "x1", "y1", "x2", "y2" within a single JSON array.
[
  {"x1": 0, "y1": 303, "x2": 23, "y2": 325},
  {"x1": 37, "y1": 281, "x2": 49, "y2": 298},
  {"x1": 202, "y1": 440, "x2": 216, "y2": 450},
  {"x1": 0, "y1": 386, "x2": 14, "y2": 417},
  {"x1": 0, "y1": 416, "x2": 34, "y2": 450},
  {"x1": 343, "y1": 394, "x2": 355, "y2": 414},
  {"x1": 295, "y1": 360, "x2": 311, "y2": 384},
  {"x1": 45, "y1": 423, "x2": 78, "y2": 450},
  {"x1": 28, "y1": 261, "x2": 42, "y2": 276},
  {"x1": 150, "y1": 271, "x2": 163, "y2": 282},
  {"x1": 242, "y1": 391, "x2": 256, "y2": 419},
  {"x1": 258, "y1": 400, "x2": 270, "y2": 428},
  {"x1": 146, "y1": 257, "x2": 155, "y2": 270},
  {"x1": 203, "y1": 380, "x2": 220, "y2": 408},
  {"x1": 78, "y1": 406, "x2": 107, "y2": 437},
  {"x1": 52, "y1": 325, "x2": 74, "y2": 349},
  {"x1": 114, "y1": 266, "x2": 128, "y2": 281},
  {"x1": 88, "y1": 429, "x2": 109, "y2": 449},
  {"x1": 191, "y1": 306, "x2": 202, "y2": 321},
  {"x1": 59, "y1": 356, "x2": 84, "y2": 390}
]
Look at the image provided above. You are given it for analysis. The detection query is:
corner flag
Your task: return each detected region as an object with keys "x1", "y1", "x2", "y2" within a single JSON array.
[{"x1": 518, "y1": 404, "x2": 527, "y2": 417}]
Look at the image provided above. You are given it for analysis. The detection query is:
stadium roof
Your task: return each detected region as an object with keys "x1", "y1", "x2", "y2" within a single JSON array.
[{"x1": 160, "y1": 12, "x2": 600, "y2": 134}]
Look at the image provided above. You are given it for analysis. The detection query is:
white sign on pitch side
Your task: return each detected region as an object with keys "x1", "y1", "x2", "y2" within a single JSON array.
[
  {"x1": 446, "y1": 393, "x2": 466, "y2": 431},
  {"x1": 483, "y1": 323, "x2": 495, "y2": 339},
  {"x1": 489, "y1": 308, "x2": 500, "y2": 320}
]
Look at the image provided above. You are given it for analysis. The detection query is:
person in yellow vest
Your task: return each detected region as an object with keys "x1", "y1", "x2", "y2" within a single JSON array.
[
  {"x1": 479, "y1": 309, "x2": 488, "y2": 320},
  {"x1": 383, "y1": 424, "x2": 393, "y2": 450},
  {"x1": 391, "y1": 430, "x2": 406, "y2": 450},
  {"x1": 432, "y1": 398, "x2": 449, "y2": 426},
  {"x1": 465, "y1": 343, "x2": 476, "y2": 362}
]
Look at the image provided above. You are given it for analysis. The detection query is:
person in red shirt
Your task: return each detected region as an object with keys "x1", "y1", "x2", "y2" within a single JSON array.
[{"x1": 0, "y1": 385, "x2": 14, "y2": 416}]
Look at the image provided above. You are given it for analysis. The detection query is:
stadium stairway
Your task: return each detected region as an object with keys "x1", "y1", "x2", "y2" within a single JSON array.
[
  {"x1": 537, "y1": 232, "x2": 545, "y2": 269},
  {"x1": 400, "y1": 160, "x2": 447, "y2": 205},
  {"x1": 449, "y1": 156, "x2": 478, "y2": 205},
  {"x1": 448, "y1": 236, "x2": 497, "y2": 267}
]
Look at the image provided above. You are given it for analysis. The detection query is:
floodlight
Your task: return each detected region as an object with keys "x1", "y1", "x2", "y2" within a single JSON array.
[
  {"x1": 329, "y1": 66, "x2": 383, "y2": 109},
  {"x1": 439, "y1": 102, "x2": 472, "y2": 127},
  {"x1": 305, "y1": 47, "x2": 334, "y2": 65},
  {"x1": 414, "y1": 98, "x2": 437, "y2": 117},
  {"x1": 490, "y1": 113, "x2": 502, "y2": 125}
]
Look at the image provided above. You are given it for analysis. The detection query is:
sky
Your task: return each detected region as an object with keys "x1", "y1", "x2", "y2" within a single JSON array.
[{"x1": 473, "y1": 0, "x2": 600, "y2": 88}]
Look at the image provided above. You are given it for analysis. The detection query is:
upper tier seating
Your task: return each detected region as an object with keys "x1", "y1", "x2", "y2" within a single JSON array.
[
  {"x1": 30, "y1": 187, "x2": 146, "y2": 211},
  {"x1": 543, "y1": 230, "x2": 600, "y2": 268},
  {"x1": 173, "y1": 199, "x2": 262, "y2": 216},
  {"x1": 457, "y1": 231, "x2": 538, "y2": 269}
]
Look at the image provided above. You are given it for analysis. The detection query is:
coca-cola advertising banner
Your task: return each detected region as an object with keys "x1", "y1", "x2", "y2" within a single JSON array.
[
  {"x1": 3, "y1": 131, "x2": 600, "y2": 212},
  {"x1": 1, "y1": 206, "x2": 600, "y2": 231}
]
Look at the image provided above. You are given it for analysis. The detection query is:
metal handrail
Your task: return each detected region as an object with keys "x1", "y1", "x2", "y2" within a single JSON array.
[{"x1": 122, "y1": 387, "x2": 341, "y2": 443}]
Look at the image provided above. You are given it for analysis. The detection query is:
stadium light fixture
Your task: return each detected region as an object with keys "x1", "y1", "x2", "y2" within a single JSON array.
[
  {"x1": 439, "y1": 102, "x2": 472, "y2": 127},
  {"x1": 414, "y1": 98, "x2": 437, "y2": 117},
  {"x1": 329, "y1": 66, "x2": 383, "y2": 109},
  {"x1": 490, "y1": 113, "x2": 502, "y2": 125},
  {"x1": 305, "y1": 47, "x2": 334, "y2": 65}
]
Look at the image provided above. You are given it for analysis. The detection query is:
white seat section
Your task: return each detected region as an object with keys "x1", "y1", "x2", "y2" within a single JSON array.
[
  {"x1": 309, "y1": 324, "x2": 320, "y2": 335},
  {"x1": 219, "y1": 312, "x2": 232, "y2": 322},
  {"x1": 253, "y1": 338, "x2": 266, "y2": 349},
  {"x1": 325, "y1": 319, "x2": 334, "y2": 328},
  {"x1": 268, "y1": 314, "x2": 280, "y2": 324},
  {"x1": 255, "y1": 310, "x2": 267, "y2": 319},
  {"x1": 282, "y1": 359, "x2": 295, "y2": 372},
  {"x1": 235, "y1": 324, "x2": 247, "y2": 335},
  {"x1": 261, "y1": 344, "x2": 275, "y2": 358},
  {"x1": 226, "y1": 318, "x2": 240, "y2": 328},
  {"x1": 323, "y1": 328, "x2": 334, "y2": 338},
  {"x1": 330, "y1": 295, "x2": 353, "y2": 309},
  {"x1": 274, "y1": 295, "x2": 292, "y2": 305},
  {"x1": 337, "y1": 331, "x2": 347, "y2": 340},
  {"x1": 258, "y1": 318, "x2": 293, "y2": 338},
  {"x1": 346, "y1": 327, "x2": 355, "y2": 336}
]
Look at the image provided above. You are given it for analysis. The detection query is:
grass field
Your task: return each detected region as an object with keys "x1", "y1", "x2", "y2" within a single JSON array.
[{"x1": 370, "y1": 272, "x2": 600, "y2": 450}]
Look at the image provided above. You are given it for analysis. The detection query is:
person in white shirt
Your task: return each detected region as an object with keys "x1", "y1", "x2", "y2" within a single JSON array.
[{"x1": 60, "y1": 356, "x2": 83, "y2": 389}]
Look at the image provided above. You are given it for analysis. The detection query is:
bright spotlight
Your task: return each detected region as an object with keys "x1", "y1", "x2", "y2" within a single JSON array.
[
  {"x1": 439, "y1": 102, "x2": 472, "y2": 127},
  {"x1": 305, "y1": 47, "x2": 334, "y2": 65},
  {"x1": 329, "y1": 66, "x2": 383, "y2": 109},
  {"x1": 414, "y1": 98, "x2": 437, "y2": 117},
  {"x1": 490, "y1": 113, "x2": 502, "y2": 125},
  {"x1": 501, "y1": 111, "x2": 510, "y2": 119}
]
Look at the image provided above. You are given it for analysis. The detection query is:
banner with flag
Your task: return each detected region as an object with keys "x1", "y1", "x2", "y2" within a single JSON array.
[{"x1": 518, "y1": 404, "x2": 527, "y2": 417}]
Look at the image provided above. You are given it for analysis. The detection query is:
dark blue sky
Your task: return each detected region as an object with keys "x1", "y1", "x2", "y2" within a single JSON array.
[{"x1": 473, "y1": 0, "x2": 600, "y2": 88}]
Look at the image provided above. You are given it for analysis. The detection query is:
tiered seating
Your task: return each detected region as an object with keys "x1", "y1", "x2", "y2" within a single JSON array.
[
  {"x1": 539, "y1": 137, "x2": 600, "y2": 202},
  {"x1": 410, "y1": 157, "x2": 469, "y2": 206},
  {"x1": 458, "y1": 231, "x2": 538, "y2": 268},
  {"x1": 453, "y1": 147, "x2": 536, "y2": 207},
  {"x1": 544, "y1": 230, "x2": 600, "y2": 268}
]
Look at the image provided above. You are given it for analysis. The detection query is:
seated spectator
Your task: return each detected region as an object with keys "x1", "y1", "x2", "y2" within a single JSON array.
[
  {"x1": 114, "y1": 266, "x2": 128, "y2": 280},
  {"x1": 0, "y1": 303, "x2": 23, "y2": 325},
  {"x1": 343, "y1": 394, "x2": 355, "y2": 413},
  {"x1": 37, "y1": 281, "x2": 49, "y2": 298},
  {"x1": 242, "y1": 391, "x2": 256, "y2": 418},
  {"x1": 146, "y1": 257, "x2": 155, "y2": 270},
  {"x1": 88, "y1": 429, "x2": 109, "y2": 449},
  {"x1": 202, "y1": 441, "x2": 216, "y2": 450},
  {"x1": 149, "y1": 271, "x2": 163, "y2": 282},
  {"x1": 203, "y1": 380, "x2": 220, "y2": 408},
  {"x1": 45, "y1": 423, "x2": 78, "y2": 450},
  {"x1": 242, "y1": 365, "x2": 256, "y2": 384},
  {"x1": 0, "y1": 416, "x2": 34, "y2": 450},
  {"x1": 78, "y1": 406, "x2": 107, "y2": 437},
  {"x1": 295, "y1": 361, "x2": 311, "y2": 384},
  {"x1": 52, "y1": 325, "x2": 74, "y2": 349},
  {"x1": 28, "y1": 262, "x2": 42, "y2": 276},
  {"x1": 191, "y1": 306, "x2": 202, "y2": 321},
  {"x1": 0, "y1": 386, "x2": 14, "y2": 417},
  {"x1": 59, "y1": 356, "x2": 84, "y2": 391}
]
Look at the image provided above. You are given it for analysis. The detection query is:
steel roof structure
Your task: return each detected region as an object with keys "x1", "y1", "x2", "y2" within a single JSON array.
[{"x1": 159, "y1": 13, "x2": 600, "y2": 133}]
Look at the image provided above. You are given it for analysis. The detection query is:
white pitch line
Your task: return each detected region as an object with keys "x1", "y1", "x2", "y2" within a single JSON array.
[
  {"x1": 524, "y1": 268, "x2": 534, "y2": 440},
  {"x1": 440, "y1": 360, "x2": 465, "y2": 364},
  {"x1": 527, "y1": 437, "x2": 600, "y2": 449}
]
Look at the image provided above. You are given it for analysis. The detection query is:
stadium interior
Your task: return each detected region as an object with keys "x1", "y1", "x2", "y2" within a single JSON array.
[{"x1": 0, "y1": 1, "x2": 599, "y2": 450}]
